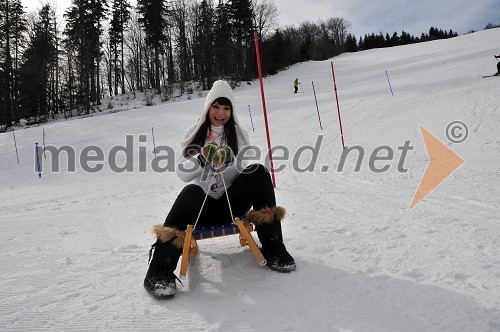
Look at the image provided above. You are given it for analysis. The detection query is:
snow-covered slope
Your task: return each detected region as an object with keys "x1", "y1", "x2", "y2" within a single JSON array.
[{"x1": 1, "y1": 28, "x2": 500, "y2": 331}]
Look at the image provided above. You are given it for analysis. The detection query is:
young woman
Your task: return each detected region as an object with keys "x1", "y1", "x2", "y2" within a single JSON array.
[{"x1": 144, "y1": 80, "x2": 295, "y2": 299}]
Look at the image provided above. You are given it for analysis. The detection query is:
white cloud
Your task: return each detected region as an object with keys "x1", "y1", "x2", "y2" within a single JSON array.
[{"x1": 273, "y1": 0, "x2": 500, "y2": 37}]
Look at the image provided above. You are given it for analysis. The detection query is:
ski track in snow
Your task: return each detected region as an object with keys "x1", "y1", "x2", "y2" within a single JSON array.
[{"x1": 1, "y1": 29, "x2": 500, "y2": 331}]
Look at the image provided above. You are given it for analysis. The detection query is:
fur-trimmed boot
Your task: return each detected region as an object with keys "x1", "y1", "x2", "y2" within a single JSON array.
[
  {"x1": 144, "y1": 225, "x2": 185, "y2": 299},
  {"x1": 247, "y1": 206, "x2": 296, "y2": 272}
]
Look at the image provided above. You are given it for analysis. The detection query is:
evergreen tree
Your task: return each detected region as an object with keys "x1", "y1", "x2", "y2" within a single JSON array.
[
  {"x1": 390, "y1": 32, "x2": 399, "y2": 46},
  {"x1": 137, "y1": 0, "x2": 168, "y2": 94},
  {"x1": 262, "y1": 28, "x2": 288, "y2": 74},
  {"x1": 9, "y1": 0, "x2": 27, "y2": 122},
  {"x1": 385, "y1": 33, "x2": 391, "y2": 46},
  {"x1": 0, "y1": 0, "x2": 27, "y2": 126},
  {"x1": 344, "y1": 34, "x2": 358, "y2": 52},
  {"x1": 110, "y1": 0, "x2": 131, "y2": 95},
  {"x1": 400, "y1": 31, "x2": 413, "y2": 44},
  {"x1": 213, "y1": 0, "x2": 232, "y2": 78},
  {"x1": 171, "y1": 0, "x2": 192, "y2": 86},
  {"x1": 19, "y1": 5, "x2": 57, "y2": 121},
  {"x1": 227, "y1": 0, "x2": 254, "y2": 80},
  {"x1": 64, "y1": 0, "x2": 107, "y2": 112},
  {"x1": 298, "y1": 22, "x2": 314, "y2": 61},
  {"x1": 196, "y1": 0, "x2": 214, "y2": 89}
]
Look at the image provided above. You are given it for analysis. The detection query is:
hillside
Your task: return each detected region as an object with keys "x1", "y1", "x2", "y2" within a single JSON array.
[{"x1": 1, "y1": 29, "x2": 500, "y2": 331}]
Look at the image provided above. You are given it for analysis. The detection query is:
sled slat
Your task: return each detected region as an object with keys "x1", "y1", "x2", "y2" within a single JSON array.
[
  {"x1": 193, "y1": 224, "x2": 240, "y2": 240},
  {"x1": 179, "y1": 216, "x2": 264, "y2": 278},
  {"x1": 179, "y1": 225, "x2": 194, "y2": 279},
  {"x1": 234, "y1": 217, "x2": 266, "y2": 266}
]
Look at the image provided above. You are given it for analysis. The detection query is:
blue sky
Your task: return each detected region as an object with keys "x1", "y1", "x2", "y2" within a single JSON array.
[{"x1": 25, "y1": 0, "x2": 500, "y2": 38}]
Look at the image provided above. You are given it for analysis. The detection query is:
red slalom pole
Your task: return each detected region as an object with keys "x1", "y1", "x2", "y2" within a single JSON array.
[
  {"x1": 253, "y1": 32, "x2": 276, "y2": 188},
  {"x1": 331, "y1": 61, "x2": 345, "y2": 149},
  {"x1": 311, "y1": 81, "x2": 323, "y2": 130}
]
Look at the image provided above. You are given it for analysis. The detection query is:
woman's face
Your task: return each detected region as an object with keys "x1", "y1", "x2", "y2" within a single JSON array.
[{"x1": 208, "y1": 101, "x2": 231, "y2": 127}]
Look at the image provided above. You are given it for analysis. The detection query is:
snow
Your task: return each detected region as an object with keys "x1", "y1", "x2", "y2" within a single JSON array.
[{"x1": 1, "y1": 28, "x2": 500, "y2": 331}]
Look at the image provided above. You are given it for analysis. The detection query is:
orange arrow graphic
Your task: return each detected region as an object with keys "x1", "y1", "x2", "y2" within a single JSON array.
[{"x1": 409, "y1": 125, "x2": 464, "y2": 209}]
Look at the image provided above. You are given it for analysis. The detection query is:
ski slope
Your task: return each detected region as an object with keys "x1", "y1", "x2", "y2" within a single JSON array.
[{"x1": 1, "y1": 28, "x2": 500, "y2": 331}]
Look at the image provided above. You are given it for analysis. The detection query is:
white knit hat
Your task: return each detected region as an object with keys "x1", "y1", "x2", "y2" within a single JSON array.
[{"x1": 181, "y1": 80, "x2": 250, "y2": 147}]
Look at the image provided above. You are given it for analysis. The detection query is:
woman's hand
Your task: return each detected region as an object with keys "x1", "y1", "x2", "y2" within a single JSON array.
[
  {"x1": 212, "y1": 146, "x2": 234, "y2": 169},
  {"x1": 198, "y1": 142, "x2": 234, "y2": 170},
  {"x1": 198, "y1": 141, "x2": 218, "y2": 166}
]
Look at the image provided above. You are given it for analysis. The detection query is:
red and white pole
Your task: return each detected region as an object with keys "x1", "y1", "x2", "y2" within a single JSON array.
[
  {"x1": 311, "y1": 81, "x2": 323, "y2": 130},
  {"x1": 253, "y1": 32, "x2": 276, "y2": 188},
  {"x1": 331, "y1": 61, "x2": 345, "y2": 149}
]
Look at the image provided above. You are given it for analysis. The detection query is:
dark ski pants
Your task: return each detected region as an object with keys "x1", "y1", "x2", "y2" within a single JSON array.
[{"x1": 164, "y1": 164, "x2": 276, "y2": 230}]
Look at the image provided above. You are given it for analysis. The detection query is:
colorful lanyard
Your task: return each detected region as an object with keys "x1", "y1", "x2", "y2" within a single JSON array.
[
  {"x1": 208, "y1": 128, "x2": 219, "y2": 192},
  {"x1": 208, "y1": 128, "x2": 225, "y2": 145},
  {"x1": 209, "y1": 128, "x2": 215, "y2": 142}
]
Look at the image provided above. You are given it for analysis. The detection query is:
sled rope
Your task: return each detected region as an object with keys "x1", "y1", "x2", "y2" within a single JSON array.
[
  {"x1": 192, "y1": 170, "x2": 216, "y2": 230},
  {"x1": 179, "y1": 165, "x2": 267, "y2": 279},
  {"x1": 219, "y1": 170, "x2": 235, "y2": 224}
]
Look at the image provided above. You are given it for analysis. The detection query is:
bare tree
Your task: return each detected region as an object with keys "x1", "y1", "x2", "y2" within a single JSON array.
[
  {"x1": 101, "y1": 29, "x2": 113, "y2": 97},
  {"x1": 252, "y1": 0, "x2": 279, "y2": 39},
  {"x1": 325, "y1": 17, "x2": 351, "y2": 53},
  {"x1": 124, "y1": 9, "x2": 145, "y2": 93}
]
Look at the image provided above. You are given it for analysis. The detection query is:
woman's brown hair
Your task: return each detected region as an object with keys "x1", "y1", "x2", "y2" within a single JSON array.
[{"x1": 183, "y1": 97, "x2": 239, "y2": 157}]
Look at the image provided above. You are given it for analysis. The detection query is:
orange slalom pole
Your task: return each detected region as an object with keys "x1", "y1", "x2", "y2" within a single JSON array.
[
  {"x1": 254, "y1": 32, "x2": 276, "y2": 188},
  {"x1": 331, "y1": 61, "x2": 345, "y2": 149}
]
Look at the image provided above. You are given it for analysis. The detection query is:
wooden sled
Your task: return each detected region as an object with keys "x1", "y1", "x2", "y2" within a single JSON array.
[{"x1": 179, "y1": 217, "x2": 267, "y2": 279}]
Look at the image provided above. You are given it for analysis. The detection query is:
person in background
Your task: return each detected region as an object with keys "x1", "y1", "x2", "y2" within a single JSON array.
[
  {"x1": 144, "y1": 80, "x2": 296, "y2": 299},
  {"x1": 494, "y1": 54, "x2": 500, "y2": 75},
  {"x1": 293, "y1": 78, "x2": 300, "y2": 93}
]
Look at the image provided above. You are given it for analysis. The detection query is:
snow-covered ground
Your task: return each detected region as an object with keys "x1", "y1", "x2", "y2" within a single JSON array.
[{"x1": 1, "y1": 28, "x2": 500, "y2": 331}]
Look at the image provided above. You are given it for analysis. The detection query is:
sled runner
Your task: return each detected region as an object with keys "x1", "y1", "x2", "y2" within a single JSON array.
[{"x1": 179, "y1": 216, "x2": 267, "y2": 279}]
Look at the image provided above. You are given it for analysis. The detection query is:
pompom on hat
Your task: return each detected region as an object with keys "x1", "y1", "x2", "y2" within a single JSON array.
[{"x1": 180, "y1": 80, "x2": 249, "y2": 147}]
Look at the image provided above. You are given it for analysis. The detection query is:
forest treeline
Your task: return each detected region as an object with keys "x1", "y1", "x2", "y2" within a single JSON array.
[{"x1": 0, "y1": 0, "x2": 486, "y2": 129}]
